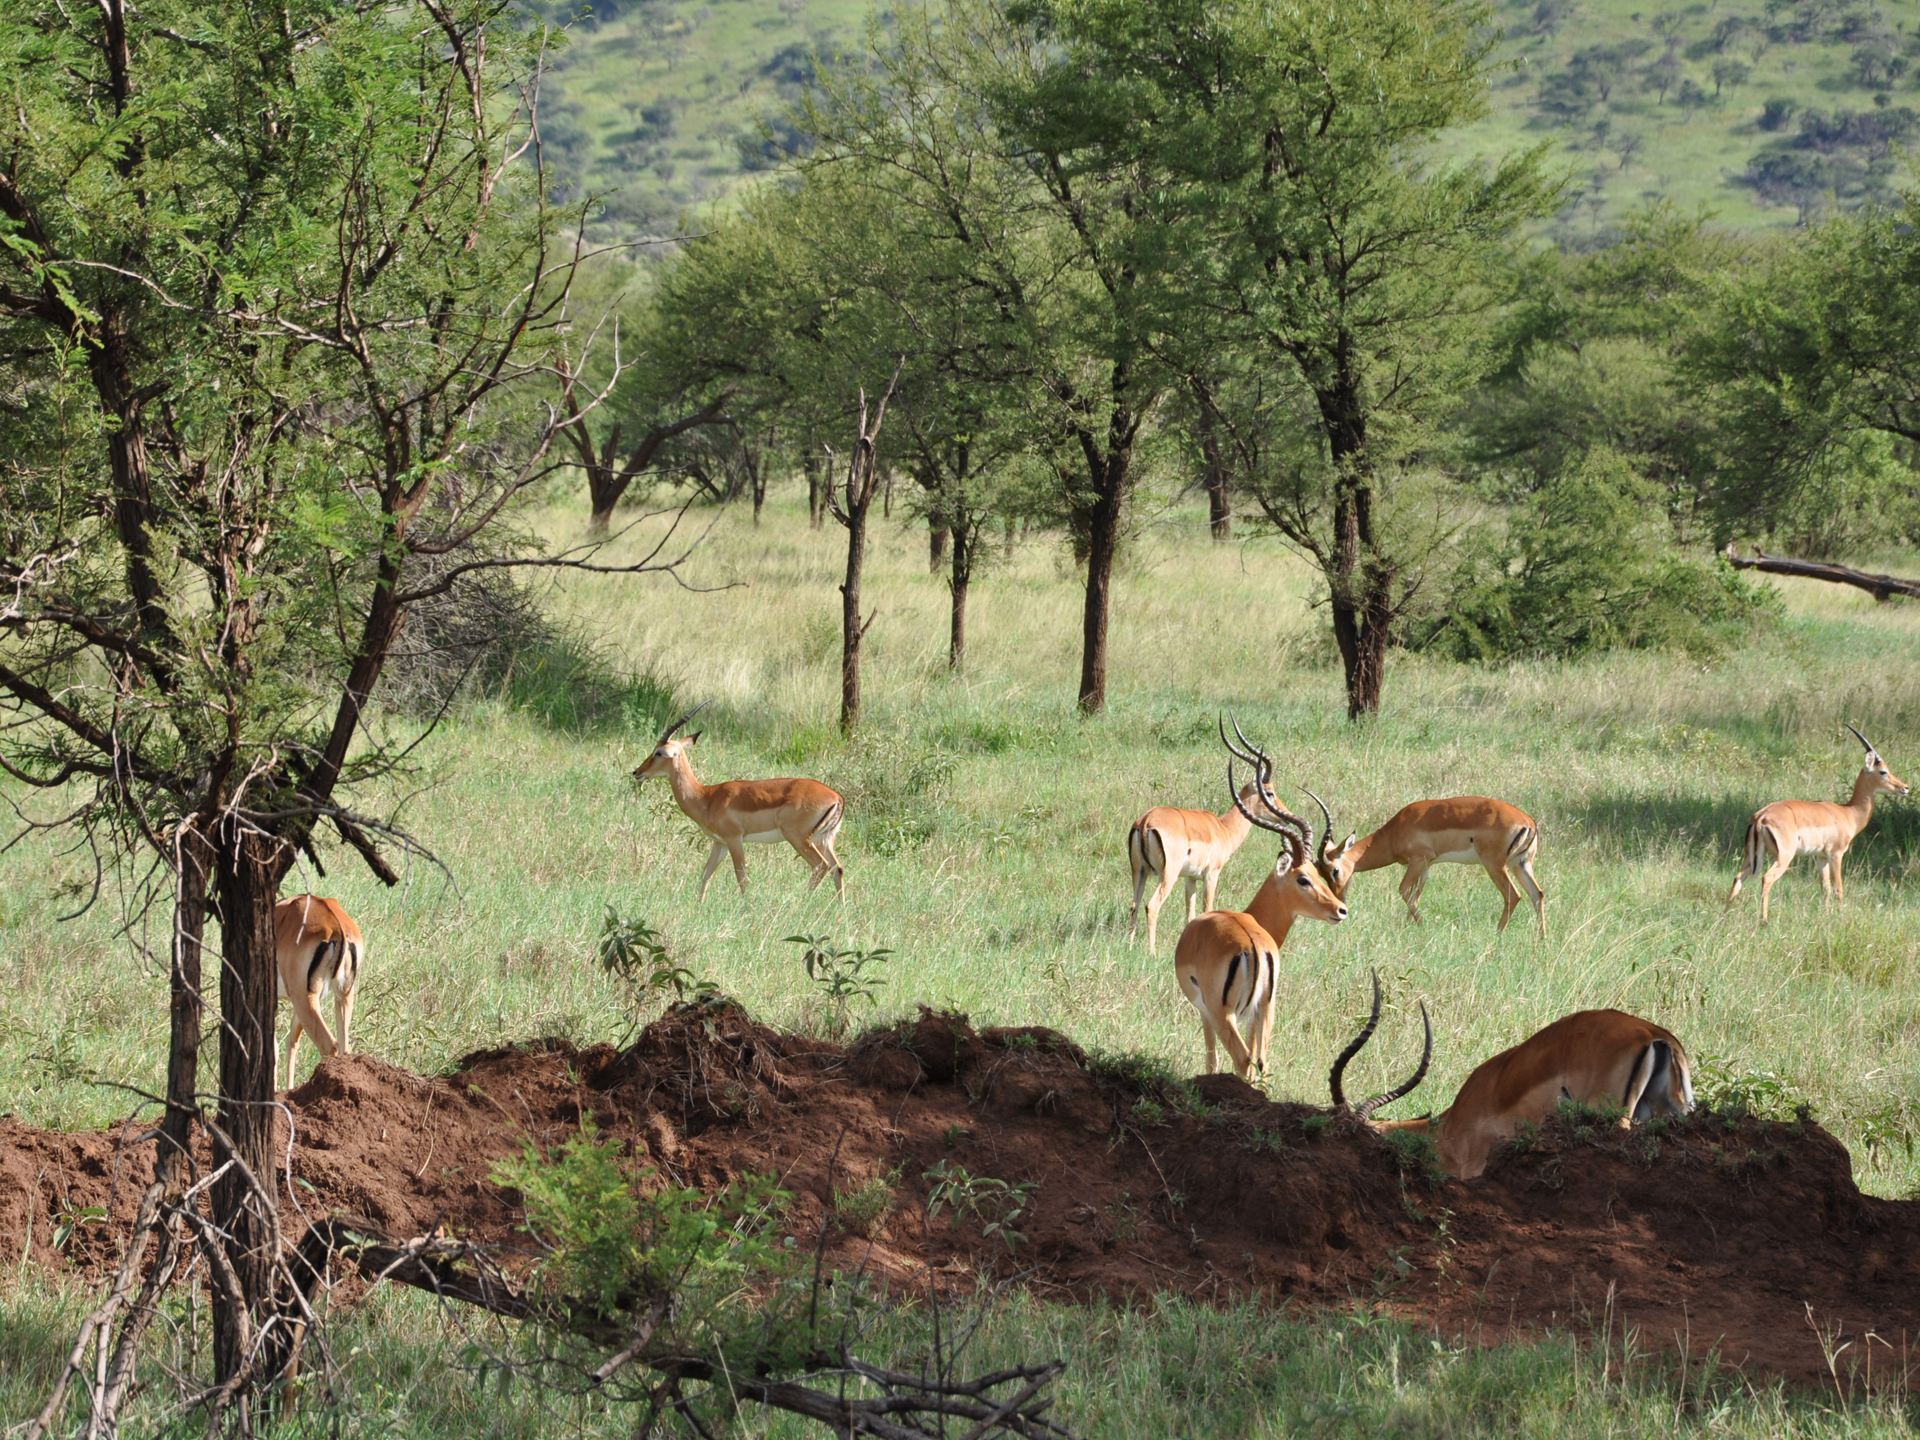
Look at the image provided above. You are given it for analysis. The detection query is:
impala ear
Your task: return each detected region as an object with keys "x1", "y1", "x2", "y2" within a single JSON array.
[{"x1": 1340, "y1": 832, "x2": 1357, "y2": 853}]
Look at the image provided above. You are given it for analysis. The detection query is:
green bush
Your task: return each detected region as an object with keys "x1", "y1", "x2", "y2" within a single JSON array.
[{"x1": 1422, "y1": 447, "x2": 1776, "y2": 662}]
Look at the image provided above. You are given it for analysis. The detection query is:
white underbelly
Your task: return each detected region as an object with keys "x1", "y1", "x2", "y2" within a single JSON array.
[
  {"x1": 741, "y1": 829, "x2": 786, "y2": 845},
  {"x1": 1432, "y1": 847, "x2": 1479, "y2": 865}
]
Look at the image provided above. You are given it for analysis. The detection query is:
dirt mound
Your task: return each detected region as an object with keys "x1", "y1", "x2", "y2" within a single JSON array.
[{"x1": 4, "y1": 1002, "x2": 1917, "y2": 1389}]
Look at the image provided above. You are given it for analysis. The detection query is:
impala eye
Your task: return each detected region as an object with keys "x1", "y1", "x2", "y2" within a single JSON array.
[{"x1": 1296, "y1": 875, "x2": 1311, "y2": 887}]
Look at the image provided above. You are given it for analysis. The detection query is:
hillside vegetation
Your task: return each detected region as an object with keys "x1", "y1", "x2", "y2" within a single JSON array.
[{"x1": 534, "y1": 0, "x2": 1920, "y2": 236}]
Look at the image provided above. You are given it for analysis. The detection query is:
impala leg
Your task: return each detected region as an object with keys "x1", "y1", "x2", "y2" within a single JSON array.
[
  {"x1": 1483, "y1": 853, "x2": 1522, "y2": 933},
  {"x1": 282, "y1": 982, "x2": 338, "y2": 1087},
  {"x1": 1512, "y1": 853, "x2": 1547, "y2": 937},
  {"x1": 1201, "y1": 868, "x2": 1220, "y2": 914},
  {"x1": 697, "y1": 841, "x2": 727, "y2": 900},
  {"x1": 1758, "y1": 848, "x2": 1794, "y2": 924},
  {"x1": 336, "y1": 981, "x2": 356, "y2": 1059},
  {"x1": 1832, "y1": 849, "x2": 1846, "y2": 902},
  {"x1": 726, "y1": 838, "x2": 749, "y2": 895},
  {"x1": 1818, "y1": 859, "x2": 1834, "y2": 906},
  {"x1": 819, "y1": 832, "x2": 846, "y2": 900},
  {"x1": 1398, "y1": 861, "x2": 1431, "y2": 924},
  {"x1": 1145, "y1": 869, "x2": 1178, "y2": 953},
  {"x1": 1183, "y1": 876, "x2": 1198, "y2": 925},
  {"x1": 1127, "y1": 858, "x2": 1150, "y2": 942}
]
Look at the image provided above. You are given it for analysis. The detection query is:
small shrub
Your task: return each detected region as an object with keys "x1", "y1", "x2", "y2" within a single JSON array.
[
  {"x1": 922, "y1": 1159, "x2": 1037, "y2": 1251},
  {"x1": 787, "y1": 933, "x2": 890, "y2": 1038},
  {"x1": 832, "y1": 1167, "x2": 901, "y2": 1237},
  {"x1": 1698, "y1": 1062, "x2": 1811, "y2": 1122},
  {"x1": 598, "y1": 908, "x2": 715, "y2": 1035}
]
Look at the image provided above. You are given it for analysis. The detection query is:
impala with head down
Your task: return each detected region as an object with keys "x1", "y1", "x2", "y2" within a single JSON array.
[
  {"x1": 1332, "y1": 975, "x2": 1693, "y2": 1180},
  {"x1": 1172, "y1": 722, "x2": 1348, "y2": 1081},
  {"x1": 1128, "y1": 729, "x2": 1270, "y2": 952},
  {"x1": 1300, "y1": 788, "x2": 1545, "y2": 937},
  {"x1": 276, "y1": 894, "x2": 364, "y2": 1090},
  {"x1": 1727, "y1": 724, "x2": 1908, "y2": 923},
  {"x1": 633, "y1": 703, "x2": 847, "y2": 898}
]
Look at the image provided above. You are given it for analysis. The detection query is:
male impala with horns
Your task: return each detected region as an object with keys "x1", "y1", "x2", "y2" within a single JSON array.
[{"x1": 633, "y1": 703, "x2": 848, "y2": 898}]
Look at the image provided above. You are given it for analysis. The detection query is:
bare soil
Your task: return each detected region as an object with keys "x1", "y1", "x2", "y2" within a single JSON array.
[{"x1": 4, "y1": 1001, "x2": 1916, "y2": 1390}]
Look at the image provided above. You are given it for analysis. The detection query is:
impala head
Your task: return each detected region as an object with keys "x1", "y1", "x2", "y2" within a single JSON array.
[
  {"x1": 1220, "y1": 716, "x2": 1348, "y2": 925},
  {"x1": 1847, "y1": 723, "x2": 1909, "y2": 797},
  {"x1": 633, "y1": 701, "x2": 711, "y2": 782},
  {"x1": 1300, "y1": 786, "x2": 1360, "y2": 899},
  {"x1": 1328, "y1": 969, "x2": 1433, "y2": 1121}
]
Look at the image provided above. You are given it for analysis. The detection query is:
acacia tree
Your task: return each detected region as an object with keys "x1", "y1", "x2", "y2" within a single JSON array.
[
  {"x1": 1023, "y1": 0, "x2": 1556, "y2": 717},
  {"x1": 0, "y1": 1, "x2": 697, "y2": 1420},
  {"x1": 798, "y1": 0, "x2": 1185, "y2": 715}
]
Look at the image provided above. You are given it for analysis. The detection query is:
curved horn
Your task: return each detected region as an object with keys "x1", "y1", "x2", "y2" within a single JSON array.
[
  {"x1": 1230, "y1": 715, "x2": 1271, "y2": 777},
  {"x1": 1235, "y1": 763, "x2": 1309, "y2": 870},
  {"x1": 655, "y1": 699, "x2": 711, "y2": 746},
  {"x1": 1302, "y1": 786, "x2": 1334, "y2": 858},
  {"x1": 1328, "y1": 970, "x2": 1383, "y2": 1109},
  {"x1": 1353, "y1": 1002, "x2": 1432, "y2": 1121},
  {"x1": 1846, "y1": 722, "x2": 1879, "y2": 757},
  {"x1": 1219, "y1": 714, "x2": 1261, "y2": 770}
]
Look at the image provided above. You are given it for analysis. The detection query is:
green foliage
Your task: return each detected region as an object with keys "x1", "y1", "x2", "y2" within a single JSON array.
[
  {"x1": 831, "y1": 1167, "x2": 902, "y2": 1237},
  {"x1": 598, "y1": 909, "x2": 715, "y2": 1029},
  {"x1": 1426, "y1": 448, "x2": 1777, "y2": 662},
  {"x1": 1698, "y1": 1063, "x2": 1813, "y2": 1123},
  {"x1": 493, "y1": 1123, "x2": 788, "y2": 1320},
  {"x1": 922, "y1": 1159, "x2": 1038, "y2": 1250},
  {"x1": 786, "y1": 933, "x2": 891, "y2": 1038}
]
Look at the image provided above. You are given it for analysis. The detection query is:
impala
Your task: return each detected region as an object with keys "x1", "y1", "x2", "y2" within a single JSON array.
[
  {"x1": 1128, "y1": 727, "x2": 1269, "y2": 951},
  {"x1": 1301, "y1": 789, "x2": 1545, "y2": 936},
  {"x1": 1333, "y1": 978, "x2": 1694, "y2": 1180},
  {"x1": 1727, "y1": 724, "x2": 1908, "y2": 923},
  {"x1": 276, "y1": 894, "x2": 364, "y2": 1090},
  {"x1": 633, "y1": 703, "x2": 847, "y2": 898},
  {"x1": 1173, "y1": 724, "x2": 1348, "y2": 1081}
]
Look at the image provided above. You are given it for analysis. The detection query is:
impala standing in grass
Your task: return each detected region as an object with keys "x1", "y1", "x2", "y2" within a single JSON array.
[
  {"x1": 276, "y1": 894, "x2": 365, "y2": 1090},
  {"x1": 1172, "y1": 723, "x2": 1349, "y2": 1081},
  {"x1": 1332, "y1": 974, "x2": 1693, "y2": 1180},
  {"x1": 1303, "y1": 789, "x2": 1545, "y2": 936},
  {"x1": 1128, "y1": 725, "x2": 1269, "y2": 951},
  {"x1": 1727, "y1": 724, "x2": 1908, "y2": 922},
  {"x1": 634, "y1": 704, "x2": 848, "y2": 898}
]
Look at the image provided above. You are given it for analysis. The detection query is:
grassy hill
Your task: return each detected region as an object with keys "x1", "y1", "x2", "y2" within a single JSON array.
[{"x1": 532, "y1": 0, "x2": 1919, "y2": 239}]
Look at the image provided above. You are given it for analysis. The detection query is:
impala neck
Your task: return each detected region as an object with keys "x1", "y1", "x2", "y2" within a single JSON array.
[
  {"x1": 1345, "y1": 826, "x2": 1393, "y2": 874},
  {"x1": 1846, "y1": 768, "x2": 1879, "y2": 824},
  {"x1": 1244, "y1": 867, "x2": 1304, "y2": 947},
  {"x1": 661, "y1": 750, "x2": 712, "y2": 822},
  {"x1": 1215, "y1": 796, "x2": 1257, "y2": 846}
]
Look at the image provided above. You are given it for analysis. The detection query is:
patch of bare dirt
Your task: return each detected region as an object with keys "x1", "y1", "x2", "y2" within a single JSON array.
[{"x1": 3, "y1": 1001, "x2": 1916, "y2": 1390}]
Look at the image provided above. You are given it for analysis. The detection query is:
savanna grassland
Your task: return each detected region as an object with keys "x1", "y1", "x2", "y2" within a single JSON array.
[{"x1": 5, "y1": 496, "x2": 1920, "y2": 1436}]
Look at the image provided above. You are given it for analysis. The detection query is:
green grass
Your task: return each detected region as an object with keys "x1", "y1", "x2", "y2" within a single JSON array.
[
  {"x1": 4, "y1": 1285, "x2": 1916, "y2": 1437},
  {"x1": 6, "y1": 492, "x2": 1920, "y2": 1433},
  {"x1": 535, "y1": 0, "x2": 1916, "y2": 239}
]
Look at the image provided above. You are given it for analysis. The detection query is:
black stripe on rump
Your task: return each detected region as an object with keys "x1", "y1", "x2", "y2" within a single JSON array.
[
  {"x1": 1221, "y1": 952, "x2": 1242, "y2": 1008},
  {"x1": 306, "y1": 939, "x2": 337, "y2": 996}
]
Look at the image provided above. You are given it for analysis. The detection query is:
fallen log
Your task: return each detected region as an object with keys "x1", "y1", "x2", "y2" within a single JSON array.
[{"x1": 1724, "y1": 544, "x2": 1920, "y2": 602}]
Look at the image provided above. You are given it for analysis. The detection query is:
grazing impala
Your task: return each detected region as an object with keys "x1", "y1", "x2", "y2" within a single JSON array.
[
  {"x1": 1128, "y1": 730, "x2": 1269, "y2": 951},
  {"x1": 1301, "y1": 789, "x2": 1545, "y2": 936},
  {"x1": 1173, "y1": 724, "x2": 1348, "y2": 1081},
  {"x1": 1727, "y1": 724, "x2": 1908, "y2": 923},
  {"x1": 1333, "y1": 978, "x2": 1694, "y2": 1180},
  {"x1": 276, "y1": 894, "x2": 364, "y2": 1090},
  {"x1": 633, "y1": 703, "x2": 847, "y2": 898}
]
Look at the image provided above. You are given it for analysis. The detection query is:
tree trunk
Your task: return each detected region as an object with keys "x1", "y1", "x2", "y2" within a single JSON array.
[
  {"x1": 586, "y1": 465, "x2": 623, "y2": 536},
  {"x1": 1077, "y1": 476, "x2": 1124, "y2": 715},
  {"x1": 162, "y1": 830, "x2": 211, "y2": 1188},
  {"x1": 1004, "y1": 515, "x2": 1016, "y2": 560},
  {"x1": 210, "y1": 828, "x2": 286, "y2": 1397},
  {"x1": 1725, "y1": 545, "x2": 1920, "y2": 600},
  {"x1": 750, "y1": 458, "x2": 766, "y2": 527},
  {"x1": 1320, "y1": 377, "x2": 1392, "y2": 720},
  {"x1": 808, "y1": 457, "x2": 828, "y2": 530},
  {"x1": 949, "y1": 521, "x2": 970, "y2": 672},
  {"x1": 840, "y1": 503, "x2": 868, "y2": 734},
  {"x1": 1191, "y1": 386, "x2": 1232, "y2": 543},
  {"x1": 929, "y1": 510, "x2": 948, "y2": 572},
  {"x1": 882, "y1": 471, "x2": 894, "y2": 520}
]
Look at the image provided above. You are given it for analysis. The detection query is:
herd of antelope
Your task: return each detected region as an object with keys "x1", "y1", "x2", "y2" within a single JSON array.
[{"x1": 270, "y1": 707, "x2": 1904, "y2": 1181}]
